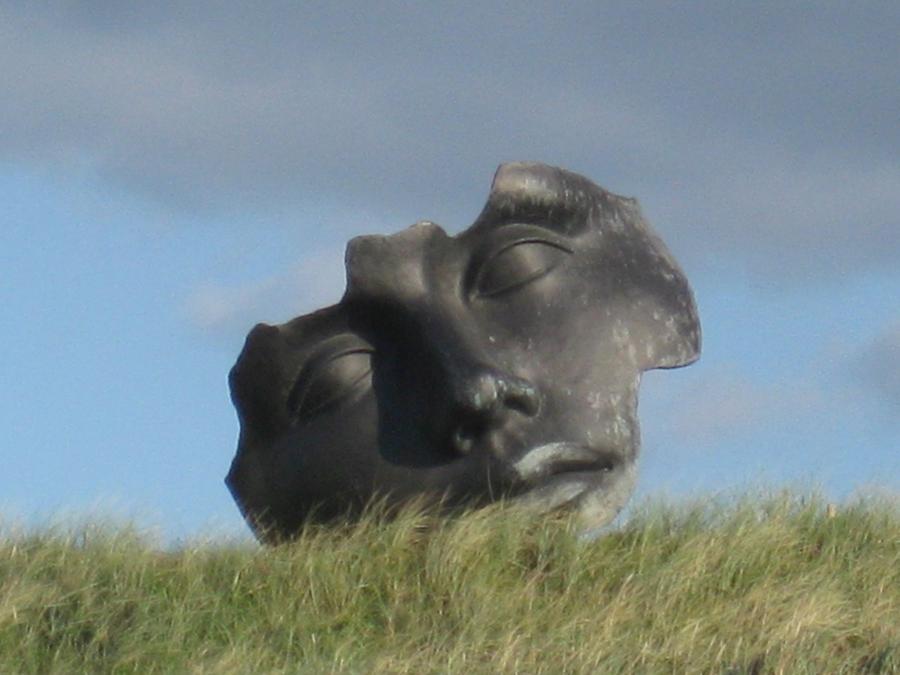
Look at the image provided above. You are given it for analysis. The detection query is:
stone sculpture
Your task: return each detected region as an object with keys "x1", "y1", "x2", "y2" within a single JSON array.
[{"x1": 226, "y1": 162, "x2": 700, "y2": 542}]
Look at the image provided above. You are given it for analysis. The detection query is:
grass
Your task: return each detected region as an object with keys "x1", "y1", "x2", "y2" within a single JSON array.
[{"x1": 1, "y1": 491, "x2": 898, "y2": 673}]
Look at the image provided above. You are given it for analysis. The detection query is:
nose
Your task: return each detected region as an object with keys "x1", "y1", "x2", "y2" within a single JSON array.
[
  {"x1": 344, "y1": 222, "x2": 541, "y2": 457},
  {"x1": 448, "y1": 365, "x2": 540, "y2": 455}
]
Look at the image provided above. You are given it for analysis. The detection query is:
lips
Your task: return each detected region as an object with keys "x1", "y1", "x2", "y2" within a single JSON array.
[
  {"x1": 509, "y1": 442, "x2": 620, "y2": 511},
  {"x1": 512, "y1": 442, "x2": 617, "y2": 482}
]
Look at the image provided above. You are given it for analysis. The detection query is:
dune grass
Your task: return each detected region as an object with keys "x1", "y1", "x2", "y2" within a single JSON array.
[{"x1": 1, "y1": 491, "x2": 898, "y2": 673}]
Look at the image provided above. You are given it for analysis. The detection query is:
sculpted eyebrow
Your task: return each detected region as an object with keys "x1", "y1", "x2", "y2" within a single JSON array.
[
  {"x1": 469, "y1": 177, "x2": 598, "y2": 238},
  {"x1": 460, "y1": 220, "x2": 572, "y2": 291},
  {"x1": 290, "y1": 332, "x2": 371, "y2": 377},
  {"x1": 460, "y1": 218, "x2": 573, "y2": 252}
]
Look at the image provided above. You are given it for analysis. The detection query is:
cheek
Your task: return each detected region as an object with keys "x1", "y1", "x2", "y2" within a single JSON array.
[
  {"x1": 475, "y1": 267, "x2": 640, "y2": 418},
  {"x1": 500, "y1": 305, "x2": 631, "y2": 390},
  {"x1": 476, "y1": 262, "x2": 613, "y2": 347},
  {"x1": 269, "y1": 393, "x2": 382, "y2": 485},
  {"x1": 493, "y1": 296, "x2": 641, "y2": 449},
  {"x1": 535, "y1": 376, "x2": 640, "y2": 456}
]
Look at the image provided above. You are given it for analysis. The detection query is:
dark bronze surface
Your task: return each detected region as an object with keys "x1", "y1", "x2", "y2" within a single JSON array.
[{"x1": 226, "y1": 162, "x2": 700, "y2": 542}]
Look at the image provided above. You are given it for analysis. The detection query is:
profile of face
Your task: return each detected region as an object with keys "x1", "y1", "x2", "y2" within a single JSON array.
[{"x1": 226, "y1": 163, "x2": 700, "y2": 542}]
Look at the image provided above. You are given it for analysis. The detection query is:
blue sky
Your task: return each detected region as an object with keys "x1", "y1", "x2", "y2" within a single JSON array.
[{"x1": 1, "y1": 3, "x2": 897, "y2": 542}]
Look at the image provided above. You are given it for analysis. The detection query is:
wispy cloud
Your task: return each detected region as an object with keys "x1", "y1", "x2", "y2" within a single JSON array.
[
  {"x1": 182, "y1": 246, "x2": 346, "y2": 336},
  {"x1": 643, "y1": 364, "x2": 831, "y2": 449},
  {"x1": 853, "y1": 322, "x2": 900, "y2": 411}
]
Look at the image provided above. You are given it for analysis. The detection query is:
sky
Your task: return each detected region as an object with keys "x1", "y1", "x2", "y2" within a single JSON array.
[{"x1": 1, "y1": 3, "x2": 897, "y2": 542}]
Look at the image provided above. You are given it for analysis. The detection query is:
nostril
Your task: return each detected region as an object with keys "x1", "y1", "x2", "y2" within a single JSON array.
[
  {"x1": 452, "y1": 421, "x2": 480, "y2": 455},
  {"x1": 461, "y1": 371, "x2": 540, "y2": 417},
  {"x1": 447, "y1": 370, "x2": 540, "y2": 456},
  {"x1": 500, "y1": 378, "x2": 541, "y2": 417}
]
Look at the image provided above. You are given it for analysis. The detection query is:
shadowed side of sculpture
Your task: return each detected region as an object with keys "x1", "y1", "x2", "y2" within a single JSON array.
[{"x1": 226, "y1": 162, "x2": 700, "y2": 543}]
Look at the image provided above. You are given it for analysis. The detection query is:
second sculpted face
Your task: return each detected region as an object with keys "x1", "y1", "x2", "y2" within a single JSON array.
[{"x1": 227, "y1": 163, "x2": 700, "y2": 542}]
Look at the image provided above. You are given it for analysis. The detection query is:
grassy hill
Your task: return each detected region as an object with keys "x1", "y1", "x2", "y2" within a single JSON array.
[{"x1": 1, "y1": 492, "x2": 897, "y2": 673}]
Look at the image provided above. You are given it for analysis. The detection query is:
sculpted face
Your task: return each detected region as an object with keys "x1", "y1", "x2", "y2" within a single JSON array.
[{"x1": 226, "y1": 163, "x2": 700, "y2": 542}]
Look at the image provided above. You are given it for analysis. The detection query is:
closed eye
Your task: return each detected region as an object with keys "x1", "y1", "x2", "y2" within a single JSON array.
[
  {"x1": 474, "y1": 239, "x2": 572, "y2": 298},
  {"x1": 287, "y1": 348, "x2": 373, "y2": 421}
]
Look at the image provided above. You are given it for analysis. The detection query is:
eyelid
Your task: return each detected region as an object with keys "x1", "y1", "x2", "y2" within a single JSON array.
[
  {"x1": 488, "y1": 236, "x2": 573, "y2": 259},
  {"x1": 287, "y1": 336, "x2": 374, "y2": 420},
  {"x1": 467, "y1": 225, "x2": 573, "y2": 299}
]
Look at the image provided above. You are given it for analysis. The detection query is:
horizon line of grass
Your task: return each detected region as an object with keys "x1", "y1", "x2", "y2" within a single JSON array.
[{"x1": 1, "y1": 490, "x2": 898, "y2": 673}]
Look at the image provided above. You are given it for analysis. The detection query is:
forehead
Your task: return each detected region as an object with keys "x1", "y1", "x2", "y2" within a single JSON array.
[{"x1": 342, "y1": 164, "x2": 628, "y2": 304}]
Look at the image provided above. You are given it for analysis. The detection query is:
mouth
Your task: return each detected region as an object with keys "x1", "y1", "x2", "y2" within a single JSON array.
[{"x1": 509, "y1": 442, "x2": 622, "y2": 512}]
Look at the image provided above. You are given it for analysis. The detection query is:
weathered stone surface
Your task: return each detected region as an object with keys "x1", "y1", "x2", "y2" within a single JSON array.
[{"x1": 226, "y1": 162, "x2": 700, "y2": 542}]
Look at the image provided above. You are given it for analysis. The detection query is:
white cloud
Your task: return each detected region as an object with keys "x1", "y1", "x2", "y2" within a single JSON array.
[{"x1": 183, "y1": 246, "x2": 346, "y2": 335}]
